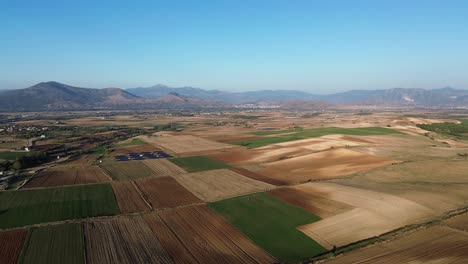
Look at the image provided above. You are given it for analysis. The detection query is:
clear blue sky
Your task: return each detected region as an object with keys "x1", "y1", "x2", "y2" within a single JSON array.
[{"x1": 1, "y1": 0, "x2": 468, "y2": 93}]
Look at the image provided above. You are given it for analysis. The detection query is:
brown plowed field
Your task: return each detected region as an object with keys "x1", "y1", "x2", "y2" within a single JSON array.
[
  {"x1": 23, "y1": 165, "x2": 110, "y2": 188},
  {"x1": 210, "y1": 146, "x2": 312, "y2": 165},
  {"x1": 111, "y1": 181, "x2": 150, "y2": 213},
  {"x1": 257, "y1": 148, "x2": 399, "y2": 184},
  {"x1": 269, "y1": 187, "x2": 352, "y2": 218},
  {"x1": 84, "y1": 217, "x2": 171, "y2": 264},
  {"x1": 134, "y1": 177, "x2": 201, "y2": 209},
  {"x1": 229, "y1": 167, "x2": 288, "y2": 186},
  {"x1": 139, "y1": 135, "x2": 237, "y2": 156},
  {"x1": 173, "y1": 169, "x2": 274, "y2": 201},
  {"x1": 143, "y1": 205, "x2": 275, "y2": 263},
  {"x1": 100, "y1": 160, "x2": 157, "y2": 181},
  {"x1": 143, "y1": 159, "x2": 186, "y2": 177},
  {"x1": 326, "y1": 226, "x2": 468, "y2": 263},
  {"x1": 444, "y1": 212, "x2": 468, "y2": 232},
  {"x1": 0, "y1": 229, "x2": 28, "y2": 264}
]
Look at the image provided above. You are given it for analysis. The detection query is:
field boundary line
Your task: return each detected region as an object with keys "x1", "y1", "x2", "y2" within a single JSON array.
[{"x1": 131, "y1": 180, "x2": 153, "y2": 210}]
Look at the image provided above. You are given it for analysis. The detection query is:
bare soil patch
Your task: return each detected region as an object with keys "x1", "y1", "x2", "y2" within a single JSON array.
[
  {"x1": 258, "y1": 148, "x2": 398, "y2": 184},
  {"x1": 143, "y1": 205, "x2": 275, "y2": 263},
  {"x1": 111, "y1": 181, "x2": 150, "y2": 213},
  {"x1": 84, "y1": 216, "x2": 171, "y2": 264},
  {"x1": 0, "y1": 229, "x2": 28, "y2": 264},
  {"x1": 134, "y1": 177, "x2": 201, "y2": 209}
]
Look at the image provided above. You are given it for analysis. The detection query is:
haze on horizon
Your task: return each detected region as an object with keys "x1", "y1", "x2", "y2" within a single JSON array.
[{"x1": 1, "y1": 0, "x2": 468, "y2": 93}]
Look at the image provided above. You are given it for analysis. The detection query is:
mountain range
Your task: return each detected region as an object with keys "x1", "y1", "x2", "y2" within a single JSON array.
[{"x1": 1, "y1": 81, "x2": 468, "y2": 111}]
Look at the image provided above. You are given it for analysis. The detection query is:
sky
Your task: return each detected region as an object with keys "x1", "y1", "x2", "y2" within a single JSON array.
[{"x1": 1, "y1": 0, "x2": 468, "y2": 93}]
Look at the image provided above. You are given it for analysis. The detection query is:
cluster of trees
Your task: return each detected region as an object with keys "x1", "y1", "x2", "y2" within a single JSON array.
[{"x1": 0, "y1": 152, "x2": 49, "y2": 172}]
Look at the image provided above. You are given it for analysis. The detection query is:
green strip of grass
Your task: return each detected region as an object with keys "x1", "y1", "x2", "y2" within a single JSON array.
[
  {"x1": 19, "y1": 223, "x2": 84, "y2": 264},
  {"x1": 0, "y1": 151, "x2": 35, "y2": 161},
  {"x1": 0, "y1": 184, "x2": 119, "y2": 229},
  {"x1": 233, "y1": 126, "x2": 401, "y2": 148},
  {"x1": 169, "y1": 156, "x2": 230, "y2": 172},
  {"x1": 209, "y1": 192, "x2": 325, "y2": 262},
  {"x1": 250, "y1": 128, "x2": 303, "y2": 136},
  {"x1": 112, "y1": 138, "x2": 148, "y2": 148}
]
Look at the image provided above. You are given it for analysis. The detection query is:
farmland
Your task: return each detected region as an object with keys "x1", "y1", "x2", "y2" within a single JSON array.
[
  {"x1": 209, "y1": 192, "x2": 326, "y2": 262},
  {"x1": 143, "y1": 159, "x2": 186, "y2": 176},
  {"x1": 0, "y1": 229, "x2": 27, "y2": 264},
  {"x1": 173, "y1": 169, "x2": 274, "y2": 201},
  {"x1": 23, "y1": 164, "x2": 110, "y2": 188},
  {"x1": 134, "y1": 177, "x2": 201, "y2": 209},
  {"x1": 257, "y1": 148, "x2": 398, "y2": 184},
  {"x1": 169, "y1": 156, "x2": 230, "y2": 172},
  {"x1": 2, "y1": 110, "x2": 468, "y2": 263},
  {"x1": 111, "y1": 181, "x2": 150, "y2": 213},
  {"x1": 143, "y1": 205, "x2": 276, "y2": 263},
  {"x1": 140, "y1": 134, "x2": 238, "y2": 156},
  {"x1": 231, "y1": 127, "x2": 401, "y2": 148},
  {"x1": 20, "y1": 223, "x2": 84, "y2": 264},
  {"x1": 84, "y1": 217, "x2": 171, "y2": 263},
  {"x1": 100, "y1": 160, "x2": 158, "y2": 180},
  {"x1": 0, "y1": 184, "x2": 119, "y2": 229}
]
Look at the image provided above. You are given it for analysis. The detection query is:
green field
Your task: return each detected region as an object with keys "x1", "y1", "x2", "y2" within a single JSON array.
[
  {"x1": 112, "y1": 138, "x2": 148, "y2": 148},
  {"x1": 0, "y1": 184, "x2": 119, "y2": 229},
  {"x1": 233, "y1": 126, "x2": 401, "y2": 148},
  {"x1": 0, "y1": 151, "x2": 34, "y2": 161},
  {"x1": 250, "y1": 128, "x2": 303, "y2": 136},
  {"x1": 417, "y1": 120, "x2": 468, "y2": 140},
  {"x1": 19, "y1": 223, "x2": 84, "y2": 264},
  {"x1": 209, "y1": 192, "x2": 325, "y2": 262},
  {"x1": 169, "y1": 156, "x2": 230, "y2": 172}
]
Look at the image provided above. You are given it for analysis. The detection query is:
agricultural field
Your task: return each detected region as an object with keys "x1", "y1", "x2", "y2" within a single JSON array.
[
  {"x1": 210, "y1": 192, "x2": 326, "y2": 262},
  {"x1": 143, "y1": 159, "x2": 186, "y2": 177},
  {"x1": 134, "y1": 176, "x2": 201, "y2": 209},
  {"x1": 169, "y1": 156, "x2": 230, "y2": 172},
  {"x1": 0, "y1": 151, "x2": 32, "y2": 161},
  {"x1": 20, "y1": 223, "x2": 84, "y2": 264},
  {"x1": 296, "y1": 182, "x2": 432, "y2": 249},
  {"x1": 3, "y1": 111, "x2": 468, "y2": 263},
  {"x1": 0, "y1": 229, "x2": 28, "y2": 264},
  {"x1": 256, "y1": 148, "x2": 398, "y2": 184},
  {"x1": 111, "y1": 181, "x2": 150, "y2": 213},
  {"x1": 100, "y1": 160, "x2": 158, "y2": 180},
  {"x1": 140, "y1": 134, "x2": 238, "y2": 156},
  {"x1": 23, "y1": 164, "x2": 110, "y2": 188},
  {"x1": 326, "y1": 226, "x2": 468, "y2": 263},
  {"x1": 173, "y1": 169, "x2": 274, "y2": 201},
  {"x1": 231, "y1": 127, "x2": 401, "y2": 148},
  {"x1": 143, "y1": 205, "x2": 276, "y2": 263},
  {"x1": 0, "y1": 184, "x2": 119, "y2": 229},
  {"x1": 84, "y1": 217, "x2": 172, "y2": 264}
]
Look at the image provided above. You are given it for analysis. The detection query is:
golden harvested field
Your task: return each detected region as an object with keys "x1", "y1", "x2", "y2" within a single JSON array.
[
  {"x1": 143, "y1": 205, "x2": 276, "y2": 263},
  {"x1": 84, "y1": 217, "x2": 171, "y2": 264},
  {"x1": 333, "y1": 159, "x2": 468, "y2": 214},
  {"x1": 142, "y1": 159, "x2": 186, "y2": 177},
  {"x1": 172, "y1": 169, "x2": 274, "y2": 201},
  {"x1": 23, "y1": 164, "x2": 110, "y2": 188},
  {"x1": 229, "y1": 167, "x2": 288, "y2": 186},
  {"x1": 139, "y1": 134, "x2": 238, "y2": 156},
  {"x1": 297, "y1": 182, "x2": 432, "y2": 249},
  {"x1": 0, "y1": 229, "x2": 28, "y2": 264},
  {"x1": 134, "y1": 177, "x2": 201, "y2": 209},
  {"x1": 257, "y1": 148, "x2": 398, "y2": 184},
  {"x1": 326, "y1": 226, "x2": 468, "y2": 264},
  {"x1": 269, "y1": 186, "x2": 352, "y2": 218},
  {"x1": 111, "y1": 181, "x2": 150, "y2": 213},
  {"x1": 100, "y1": 160, "x2": 158, "y2": 181}
]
